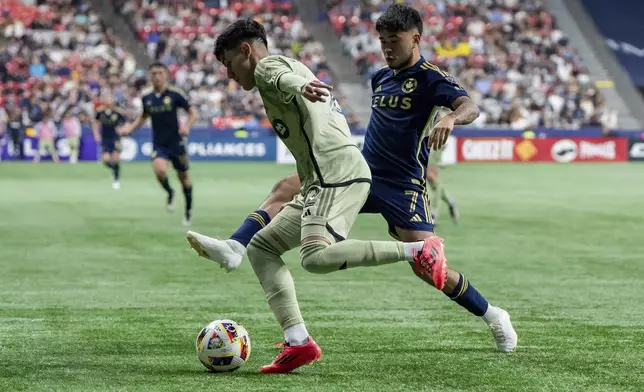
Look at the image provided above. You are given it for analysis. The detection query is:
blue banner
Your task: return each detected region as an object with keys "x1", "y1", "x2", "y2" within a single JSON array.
[
  {"x1": 1, "y1": 127, "x2": 277, "y2": 162},
  {"x1": 1, "y1": 136, "x2": 75, "y2": 161},
  {"x1": 583, "y1": 0, "x2": 644, "y2": 87},
  {"x1": 117, "y1": 131, "x2": 276, "y2": 162}
]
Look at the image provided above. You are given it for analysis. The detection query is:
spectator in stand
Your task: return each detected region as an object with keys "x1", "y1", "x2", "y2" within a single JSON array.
[
  {"x1": 62, "y1": 107, "x2": 82, "y2": 163},
  {"x1": 34, "y1": 108, "x2": 59, "y2": 163}
]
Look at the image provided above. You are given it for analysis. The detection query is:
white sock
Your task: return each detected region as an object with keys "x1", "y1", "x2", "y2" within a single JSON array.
[
  {"x1": 402, "y1": 241, "x2": 425, "y2": 261},
  {"x1": 482, "y1": 305, "x2": 502, "y2": 324},
  {"x1": 284, "y1": 323, "x2": 309, "y2": 346},
  {"x1": 226, "y1": 239, "x2": 247, "y2": 255}
]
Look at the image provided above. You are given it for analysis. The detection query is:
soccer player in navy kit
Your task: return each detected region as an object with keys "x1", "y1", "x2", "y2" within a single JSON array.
[
  {"x1": 93, "y1": 95, "x2": 127, "y2": 189},
  {"x1": 120, "y1": 63, "x2": 199, "y2": 225},
  {"x1": 188, "y1": 4, "x2": 517, "y2": 360}
]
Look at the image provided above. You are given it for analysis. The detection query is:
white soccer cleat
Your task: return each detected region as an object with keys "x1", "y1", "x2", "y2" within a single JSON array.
[
  {"x1": 112, "y1": 181, "x2": 120, "y2": 190},
  {"x1": 484, "y1": 306, "x2": 517, "y2": 352},
  {"x1": 182, "y1": 215, "x2": 192, "y2": 227},
  {"x1": 166, "y1": 193, "x2": 175, "y2": 212},
  {"x1": 186, "y1": 232, "x2": 244, "y2": 272}
]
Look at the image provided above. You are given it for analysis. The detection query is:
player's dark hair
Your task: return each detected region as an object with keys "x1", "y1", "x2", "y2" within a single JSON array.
[
  {"x1": 375, "y1": 4, "x2": 423, "y2": 35},
  {"x1": 214, "y1": 18, "x2": 268, "y2": 62},
  {"x1": 148, "y1": 62, "x2": 168, "y2": 70}
]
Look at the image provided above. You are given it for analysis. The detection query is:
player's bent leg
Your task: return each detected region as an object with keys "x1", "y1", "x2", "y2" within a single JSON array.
[
  {"x1": 396, "y1": 227, "x2": 517, "y2": 352},
  {"x1": 153, "y1": 157, "x2": 175, "y2": 211},
  {"x1": 245, "y1": 206, "x2": 322, "y2": 373},
  {"x1": 297, "y1": 184, "x2": 441, "y2": 283},
  {"x1": 186, "y1": 175, "x2": 301, "y2": 271}
]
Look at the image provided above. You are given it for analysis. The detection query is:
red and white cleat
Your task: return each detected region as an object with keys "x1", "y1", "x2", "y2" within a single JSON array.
[
  {"x1": 259, "y1": 337, "x2": 322, "y2": 374},
  {"x1": 414, "y1": 236, "x2": 448, "y2": 290}
]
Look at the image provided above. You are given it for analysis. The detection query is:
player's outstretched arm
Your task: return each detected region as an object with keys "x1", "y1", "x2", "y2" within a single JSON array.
[
  {"x1": 428, "y1": 96, "x2": 479, "y2": 150},
  {"x1": 446, "y1": 96, "x2": 480, "y2": 126},
  {"x1": 256, "y1": 57, "x2": 332, "y2": 103}
]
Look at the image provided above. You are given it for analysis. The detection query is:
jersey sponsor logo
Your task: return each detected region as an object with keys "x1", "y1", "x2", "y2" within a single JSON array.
[
  {"x1": 371, "y1": 95, "x2": 412, "y2": 110},
  {"x1": 550, "y1": 139, "x2": 578, "y2": 163},
  {"x1": 401, "y1": 78, "x2": 417, "y2": 93},
  {"x1": 272, "y1": 119, "x2": 290, "y2": 139}
]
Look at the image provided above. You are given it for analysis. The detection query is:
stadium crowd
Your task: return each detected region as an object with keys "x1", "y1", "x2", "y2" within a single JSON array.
[
  {"x1": 329, "y1": 0, "x2": 618, "y2": 129},
  {"x1": 0, "y1": 0, "x2": 617, "y2": 141}
]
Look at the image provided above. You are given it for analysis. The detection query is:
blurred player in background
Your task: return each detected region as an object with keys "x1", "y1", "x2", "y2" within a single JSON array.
[
  {"x1": 119, "y1": 62, "x2": 199, "y2": 226},
  {"x1": 6, "y1": 105, "x2": 25, "y2": 160},
  {"x1": 188, "y1": 18, "x2": 448, "y2": 373},
  {"x1": 188, "y1": 5, "x2": 517, "y2": 361},
  {"x1": 93, "y1": 95, "x2": 127, "y2": 189},
  {"x1": 427, "y1": 143, "x2": 459, "y2": 224}
]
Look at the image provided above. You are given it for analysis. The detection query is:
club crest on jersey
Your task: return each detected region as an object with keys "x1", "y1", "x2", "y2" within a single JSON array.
[
  {"x1": 402, "y1": 78, "x2": 417, "y2": 93},
  {"x1": 163, "y1": 96, "x2": 172, "y2": 106}
]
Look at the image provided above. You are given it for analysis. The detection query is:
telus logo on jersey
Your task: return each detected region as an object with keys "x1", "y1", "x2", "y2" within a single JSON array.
[{"x1": 371, "y1": 96, "x2": 412, "y2": 110}]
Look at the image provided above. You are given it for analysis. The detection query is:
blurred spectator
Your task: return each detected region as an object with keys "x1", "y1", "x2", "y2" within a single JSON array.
[
  {"x1": 34, "y1": 108, "x2": 59, "y2": 163},
  {"x1": 62, "y1": 108, "x2": 82, "y2": 163}
]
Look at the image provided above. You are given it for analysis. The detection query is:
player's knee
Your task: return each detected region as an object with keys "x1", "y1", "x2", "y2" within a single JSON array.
[
  {"x1": 300, "y1": 238, "x2": 331, "y2": 274},
  {"x1": 271, "y1": 176, "x2": 299, "y2": 204},
  {"x1": 247, "y1": 230, "x2": 283, "y2": 262}
]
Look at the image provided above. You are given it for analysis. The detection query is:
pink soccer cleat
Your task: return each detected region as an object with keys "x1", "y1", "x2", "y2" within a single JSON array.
[
  {"x1": 259, "y1": 337, "x2": 322, "y2": 374},
  {"x1": 414, "y1": 236, "x2": 448, "y2": 290}
]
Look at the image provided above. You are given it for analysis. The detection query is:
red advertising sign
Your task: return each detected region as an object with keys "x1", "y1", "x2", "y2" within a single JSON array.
[{"x1": 456, "y1": 137, "x2": 628, "y2": 163}]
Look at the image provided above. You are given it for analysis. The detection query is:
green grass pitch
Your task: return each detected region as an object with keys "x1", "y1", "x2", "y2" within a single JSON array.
[{"x1": 1, "y1": 162, "x2": 643, "y2": 392}]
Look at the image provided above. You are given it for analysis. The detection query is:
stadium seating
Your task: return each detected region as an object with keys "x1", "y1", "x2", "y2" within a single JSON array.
[
  {"x1": 328, "y1": 0, "x2": 617, "y2": 129},
  {"x1": 115, "y1": 0, "x2": 336, "y2": 128},
  {"x1": 0, "y1": 0, "x2": 617, "y2": 130},
  {"x1": 0, "y1": 0, "x2": 139, "y2": 125}
]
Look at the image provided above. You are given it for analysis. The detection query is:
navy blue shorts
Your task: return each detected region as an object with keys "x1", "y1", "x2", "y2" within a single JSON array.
[
  {"x1": 360, "y1": 177, "x2": 434, "y2": 238},
  {"x1": 101, "y1": 139, "x2": 121, "y2": 153},
  {"x1": 152, "y1": 144, "x2": 189, "y2": 172}
]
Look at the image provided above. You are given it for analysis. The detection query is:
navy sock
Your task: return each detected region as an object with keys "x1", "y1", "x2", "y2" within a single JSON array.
[
  {"x1": 183, "y1": 185, "x2": 193, "y2": 215},
  {"x1": 113, "y1": 162, "x2": 120, "y2": 180},
  {"x1": 446, "y1": 273, "x2": 489, "y2": 317},
  {"x1": 230, "y1": 210, "x2": 271, "y2": 247},
  {"x1": 103, "y1": 161, "x2": 114, "y2": 170},
  {"x1": 158, "y1": 176, "x2": 174, "y2": 196}
]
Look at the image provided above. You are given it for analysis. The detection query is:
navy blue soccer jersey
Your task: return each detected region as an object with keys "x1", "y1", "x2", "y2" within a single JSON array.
[
  {"x1": 141, "y1": 86, "x2": 191, "y2": 147},
  {"x1": 95, "y1": 105, "x2": 127, "y2": 140},
  {"x1": 362, "y1": 56, "x2": 468, "y2": 191}
]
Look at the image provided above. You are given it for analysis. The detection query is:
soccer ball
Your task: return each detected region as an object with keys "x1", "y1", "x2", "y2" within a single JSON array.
[{"x1": 196, "y1": 319, "x2": 251, "y2": 372}]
